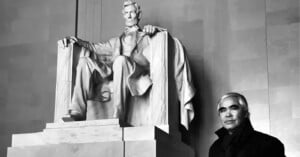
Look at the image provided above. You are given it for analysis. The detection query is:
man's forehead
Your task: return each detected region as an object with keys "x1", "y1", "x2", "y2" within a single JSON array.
[{"x1": 219, "y1": 97, "x2": 239, "y2": 107}]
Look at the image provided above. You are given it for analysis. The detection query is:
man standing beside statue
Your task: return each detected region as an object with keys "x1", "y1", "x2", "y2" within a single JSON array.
[
  {"x1": 209, "y1": 93, "x2": 285, "y2": 157},
  {"x1": 63, "y1": 0, "x2": 195, "y2": 129}
]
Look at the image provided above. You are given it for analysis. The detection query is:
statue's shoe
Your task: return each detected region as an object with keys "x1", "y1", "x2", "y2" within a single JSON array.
[{"x1": 68, "y1": 110, "x2": 85, "y2": 121}]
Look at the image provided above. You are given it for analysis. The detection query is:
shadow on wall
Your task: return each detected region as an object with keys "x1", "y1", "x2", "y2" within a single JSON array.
[
  {"x1": 174, "y1": 20, "x2": 218, "y2": 157},
  {"x1": 184, "y1": 60, "x2": 217, "y2": 157}
]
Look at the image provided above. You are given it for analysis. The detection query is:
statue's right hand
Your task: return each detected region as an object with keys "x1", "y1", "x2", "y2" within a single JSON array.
[{"x1": 62, "y1": 36, "x2": 78, "y2": 47}]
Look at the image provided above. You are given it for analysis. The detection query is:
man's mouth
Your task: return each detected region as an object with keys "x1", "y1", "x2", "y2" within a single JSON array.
[{"x1": 224, "y1": 120, "x2": 235, "y2": 124}]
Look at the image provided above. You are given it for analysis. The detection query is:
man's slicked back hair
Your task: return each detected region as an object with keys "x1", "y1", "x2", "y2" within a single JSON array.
[{"x1": 217, "y1": 92, "x2": 249, "y2": 115}]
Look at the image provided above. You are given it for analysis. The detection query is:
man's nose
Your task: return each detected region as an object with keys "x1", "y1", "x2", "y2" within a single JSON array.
[{"x1": 225, "y1": 110, "x2": 232, "y2": 117}]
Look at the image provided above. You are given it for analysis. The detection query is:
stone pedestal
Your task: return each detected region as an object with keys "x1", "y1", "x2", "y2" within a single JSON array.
[{"x1": 7, "y1": 119, "x2": 194, "y2": 157}]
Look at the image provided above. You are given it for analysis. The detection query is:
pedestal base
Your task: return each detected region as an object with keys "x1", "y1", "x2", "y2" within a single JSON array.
[{"x1": 7, "y1": 119, "x2": 194, "y2": 157}]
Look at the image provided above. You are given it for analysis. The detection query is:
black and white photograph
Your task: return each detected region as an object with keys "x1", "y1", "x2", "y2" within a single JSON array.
[{"x1": 0, "y1": 0, "x2": 299, "y2": 157}]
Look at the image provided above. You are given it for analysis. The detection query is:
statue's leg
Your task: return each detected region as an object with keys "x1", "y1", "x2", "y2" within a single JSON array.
[
  {"x1": 112, "y1": 56, "x2": 134, "y2": 121},
  {"x1": 69, "y1": 57, "x2": 98, "y2": 120}
]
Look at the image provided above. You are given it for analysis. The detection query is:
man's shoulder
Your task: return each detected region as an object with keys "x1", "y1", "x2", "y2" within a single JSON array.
[
  {"x1": 250, "y1": 130, "x2": 286, "y2": 156},
  {"x1": 252, "y1": 130, "x2": 284, "y2": 148}
]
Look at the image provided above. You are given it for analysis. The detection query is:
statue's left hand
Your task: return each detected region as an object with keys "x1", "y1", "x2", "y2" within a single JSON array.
[
  {"x1": 143, "y1": 25, "x2": 157, "y2": 35},
  {"x1": 62, "y1": 36, "x2": 78, "y2": 47}
]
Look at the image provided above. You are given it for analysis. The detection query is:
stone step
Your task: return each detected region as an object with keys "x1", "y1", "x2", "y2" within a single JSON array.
[
  {"x1": 11, "y1": 125, "x2": 171, "y2": 147},
  {"x1": 45, "y1": 119, "x2": 119, "y2": 129},
  {"x1": 8, "y1": 141, "x2": 124, "y2": 157},
  {"x1": 42, "y1": 124, "x2": 122, "y2": 145},
  {"x1": 12, "y1": 119, "x2": 122, "y2": 147},
  {"x1": 8, "y1": 119, "x2": 194, "y2": 157}
]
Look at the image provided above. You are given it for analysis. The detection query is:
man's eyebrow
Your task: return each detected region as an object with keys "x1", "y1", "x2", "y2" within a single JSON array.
[
  {"x1": 218, "y1": 107, "x2": 226, "y2": 112},
  {"x1": 229, "y1": 104, "x2": 240, "y2": 108},
  {"x1": 218, "y1": 103, "x2": 240, "y2": 110}
]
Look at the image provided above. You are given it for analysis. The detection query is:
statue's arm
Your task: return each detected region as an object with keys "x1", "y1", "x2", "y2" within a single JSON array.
[{"x1": 63, "y1": 36, "x2": 114, "y2": 55}]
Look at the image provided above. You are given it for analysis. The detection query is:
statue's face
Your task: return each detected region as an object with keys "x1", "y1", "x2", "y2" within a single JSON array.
[{"x1": 123, "y1": 4, "x2": 139, "y2": 27}]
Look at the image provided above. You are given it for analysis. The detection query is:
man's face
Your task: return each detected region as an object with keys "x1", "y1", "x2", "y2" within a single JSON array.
[
  {"x1": 218, "y1": 97, "x2": 246, "y2": 133},
  {"x1": 123, "y1": 4, "x2": 139, "y2": 27}
]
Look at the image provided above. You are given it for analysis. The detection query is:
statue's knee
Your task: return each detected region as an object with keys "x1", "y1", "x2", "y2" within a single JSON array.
[
  {"x1": 76, "y1": 57, "x2": 93, "y2": 70},
  {"x1": 78, "y1": 57, "x2": 90, "y2": 65},
  {"x1": 113, "y1": 56, "x2": 128, "y2": 69}
]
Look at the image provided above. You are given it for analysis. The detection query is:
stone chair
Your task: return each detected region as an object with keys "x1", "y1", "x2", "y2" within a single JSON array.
[{"x1": 54, "y1": 31, "x2": 181, "y2": 134}]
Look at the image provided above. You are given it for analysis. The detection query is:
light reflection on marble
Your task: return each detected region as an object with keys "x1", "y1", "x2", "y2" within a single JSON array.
[
  {"x1": 229, "y1": 58, "x2": 268, "y2": 91},
  {"x1": 240, "y1": 89, "x2": 270, "y2": 133},
  {"x1": 267, "y1": 0, "x2": 300, "y2": 156}
]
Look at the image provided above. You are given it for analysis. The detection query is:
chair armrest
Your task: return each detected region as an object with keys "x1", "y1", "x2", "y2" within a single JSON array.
[{"x1": 54, "y1": 41, "x2": 90, "y2": 122}]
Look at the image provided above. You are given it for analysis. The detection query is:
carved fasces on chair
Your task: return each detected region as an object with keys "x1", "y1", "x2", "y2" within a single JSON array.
[
  {"x1": 55, "y1": 41, "x2": 73, "y2": 122},
  {"x1": 149, "y1": 31, "x2": 169, "y2": 124},
  {"x1": 55, "y1": 41, "x2": 95, "y2": 122}
]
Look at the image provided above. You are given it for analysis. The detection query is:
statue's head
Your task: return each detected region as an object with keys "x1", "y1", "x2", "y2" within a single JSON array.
[{"x1": 122, "y1": 0, "x2": 141, "y2": 27}]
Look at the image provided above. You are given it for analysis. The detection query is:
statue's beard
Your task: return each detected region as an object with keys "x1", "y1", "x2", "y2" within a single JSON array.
[{"x1": 125, "y1": 19, "x2": 138, "y2": 27}]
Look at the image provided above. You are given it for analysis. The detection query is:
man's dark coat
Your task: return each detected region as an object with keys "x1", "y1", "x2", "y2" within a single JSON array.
[{"x1": 209, "y1": 119, "x2": 285, "y2": 157}]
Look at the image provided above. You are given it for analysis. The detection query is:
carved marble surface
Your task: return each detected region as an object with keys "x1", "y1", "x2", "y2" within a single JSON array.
[{"x1": 55, "y1": 32, "x2": 173, "y2": 128}]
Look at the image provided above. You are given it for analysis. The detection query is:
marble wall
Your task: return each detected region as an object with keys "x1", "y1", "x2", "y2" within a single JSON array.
[
  {"x1": 0, "y1": 0, "x2": 299, "y2": 157},
  {"x1": 0, "y1": 0, "x2": 76, "y2": 156},
  {"x1": 267, "y1": 0, "x2": 300, "y2": 156}
]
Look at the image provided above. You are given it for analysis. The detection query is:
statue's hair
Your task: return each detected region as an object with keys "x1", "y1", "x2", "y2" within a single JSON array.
[
  {"x1": 122, "y1": 0, "x2": 141, "y2": 16},
  {"x1": 217, "y1": 92, "x2": 249, "y2": 116}
]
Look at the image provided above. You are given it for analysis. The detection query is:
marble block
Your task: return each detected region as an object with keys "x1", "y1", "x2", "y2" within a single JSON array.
[
  {"x1": 45, "y1": 118, "x2": 119, "y2": 128},
  {"x1": 8, "y1": 120, "x2": 194, "y2": 157},
  {"x1": 124, "y1": 125, "x2": 168, "y2": 141},
  {"x1": 42, "y1": 125, "x2": 122, "y2": 144},
  {"x1": 12, "y1": 119, "x2": 122, "y2": 147},
  {"x1": 12, "y1": 132, "x2": 45, "y2": 147},
  {"x1": 124, "y1": 125, "x2": 175, "y2": 141},
  {"x1": 8, "y1": 141, "x2": 124, "y2": 157},
  {"x1": 124, "y1": 126, "x2": 194, "y2": 157},
  {"x1": 125, "y1": 140, "x2": 194, "y2": 157}
]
